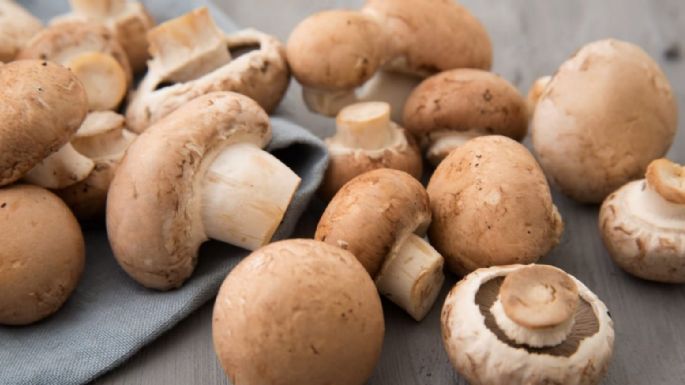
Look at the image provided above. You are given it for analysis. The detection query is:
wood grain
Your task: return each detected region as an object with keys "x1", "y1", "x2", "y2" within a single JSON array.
[{"x1": 96, "y1": 0, "x2": 685, "y2": 384}]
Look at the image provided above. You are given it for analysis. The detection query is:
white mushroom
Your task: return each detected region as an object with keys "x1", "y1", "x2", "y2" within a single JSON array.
[{"x1": 0, "y1": 0, "x2": 43, "y2": 62}]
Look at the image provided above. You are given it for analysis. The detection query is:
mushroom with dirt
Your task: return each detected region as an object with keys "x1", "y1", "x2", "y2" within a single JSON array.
[
  {"x1": 107, "y1": 92, "x2": 301, "y2": 290},
  {"x1": 427, "y1": 135, "x2": 563, "y2": 276},
  {"x1": 126, "y1": 7, "x2": 290, "y2": 133},
  {"x1": 213, "y1": 239, "x2": 384, "y2": 385},
  {"x1": 0, "y1": 185, "x2": 85, "y2": 325},
  {"x1": 320, "y1": 101, "x2": 422, "y2": 199},
  {"x1": 531, "y1": 39, "x2": 678, "y2": 203},
  {"x1": 403, "y1": 69, "x2": 529, "y2": 165},
  {"x1": 287, "y1": 0, "x2": 492, "y2": 122},
  {"x1": 52, "y1": 0, "x2": 155, "y2": 74},
  {"x1": 441, "y1": 264, "x2": 614, "y2": 385},
  {"x1": 0, "y1": 60, "x2": 89, "y2": 189},
  {"x1": 316, "y1": 168, "x2": 445, "y2": 321},
  {"x1": 600, "y1": 158, "x2": 685, "y2": 283},
  {"x1": 0, "y1": 0, "x2": 43, "y2": 62},
  {"x1": 18, "y1": 21, "x2": 133, "y2": 111}
]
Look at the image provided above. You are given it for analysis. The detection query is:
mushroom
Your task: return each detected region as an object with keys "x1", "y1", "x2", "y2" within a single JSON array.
[
  {"x1": 403, "y1": 69, "x2": 529, "y2": 165},
  {"x1": 287, "y1": 0, "x2": 492, "y2": 122},
  {"x1": 56, "y1": 111, "x2": 137, "y2": 221},
  {"x1": 532, "y1": 39, "x2": 678, "y2": 203},
  {"x1": 320, "y1": 101, "x2": 422, "y2": 199},
  {"x1": 599, "y1": 158, "x2": 685, "y2": 283},
  {"x1": 0, "y1": 0, "x2": 43, "y2": 62},
  {"x1": 316, "y1": 168, "x2": 445, "y2": 321},
  {"x1": 0, "y1": 185, "x2": 85, "y2": 325},
  {"x1": 526, "y1": 75, "x2": 551, "y2": 118},
  {"x1": 441, "y1": 264, "x2": 614, "y2": 385},
  {"x1": 427, "y1": 135, "x2": 563, "y2": 276},
  {"x1": 0, "y1": 60, "x2": 88, "y2": 188},
  {"x1": 107, "y1": 92, "x2": 301, "y2": 290},
  {"x1": 52, "y1": 0, "x2": 155, "y2": 74},
  {"x1": 125, "y1": 7, "x2": 290, "y2": 133},
  {"x1": 18, "y1": 21, "x2": 132, "y2": 111},
  {"x1": 213, "y1": 239, "x2": 384, "y2": 385}
]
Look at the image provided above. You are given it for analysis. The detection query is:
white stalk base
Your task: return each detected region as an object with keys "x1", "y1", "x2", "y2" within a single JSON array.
[
  {"x1": 24, "y1": 143, "x2": 95, "y2": 189},
  {"x1": 491, "y1": 298, "x2": 574, "y2": 348},
  {"x1": 201, "y1": 143, "x2": 301, "y2": 251},
  {"x1": 375, "y1": 234, "x2": 445, "y2": 321},
  {"x1": 427, "y1": 130, "x2": 484, "y2": 165}
]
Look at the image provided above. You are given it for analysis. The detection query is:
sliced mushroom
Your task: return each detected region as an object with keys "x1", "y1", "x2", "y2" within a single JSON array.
[
  {"x1": 213, "y1": 239, "x2": 384, "y2": 385},
  {"x1": 126, "y1": 7, "x2": 290, "y2": 133},
  {"x1": 18, "y1": 21, "x2": 133, "y2": 111},
  {"x1": 0, "y1": 0, "x2": 43, "y2": 62},
  {"x1": 321, "y1": 102, "x2": 422, "y2": 199},
  {"x1": 0, "y1": 60, "x2": 88, "y2": 188},
  {"x1": 403, "y1": 69, "x2": 529, "y2": 165},
  {"x1": 427, "y1": 136, "x2": 563, "y2": 276},
  {"x1": 0, "y1": 185, "x2": 85, "y2": 325},
  {"x1": 287, "y1": 0, "x2": 492, "y2": 121},
  {"x1": 107, "y1": 92, "x2": 301, "y2": 290},
  {"x1": 600, "y1": 158, "x2": 685, "y2": 283},
  {"x1": 52, "y1": 0, "x2": 155, "y2": 74},
  {"x1": 442, "y1": 264, "x2": 614, "y2": 385},
  {"x1": 532, "y1": 39, "x2": 678, "y2": 203},
  {"x1": 316, "y1": 169, "x2": 445, "y2": 321}
]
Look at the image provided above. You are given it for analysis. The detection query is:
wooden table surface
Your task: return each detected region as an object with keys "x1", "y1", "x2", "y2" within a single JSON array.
[{"x1": 96, "y1": 0, "x2": 685, "y2": 384}]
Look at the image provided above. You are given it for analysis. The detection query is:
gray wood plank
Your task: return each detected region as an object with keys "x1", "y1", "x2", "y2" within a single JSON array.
[{"x1": 96, "y1": 0, "x2": 685, "y2": 384}]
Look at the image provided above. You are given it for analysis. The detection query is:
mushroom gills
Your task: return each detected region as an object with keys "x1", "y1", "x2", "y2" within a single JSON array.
[
  {"x1": 303, "y1": 71, "x2": 421, "y2": 123},
  {"x1": 23, "y1": 143, "x2": 95, "y2": 189},
  {"x1": 375, "y1": 233, "x2": 445, "y2": 321},
  {"x1": 201, "y1": 143, "x2": 301, "y2": 250}
]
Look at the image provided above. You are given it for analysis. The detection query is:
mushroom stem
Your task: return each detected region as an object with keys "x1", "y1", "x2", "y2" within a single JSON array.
[
  {"x1": 71, "y1": 112, "x2": 136, "y2": 160},
  {"x1": 375, "y1": 233, "x2": 445, "y2": 321},
  {"x1": 66, "y1": 51, "x2": 128, "y2": 111},
  {"x1": 201, "y1": 143, "x2": 301, "y2": 251},
  {"x1": 491, "y1": 298, "x2": 575, "y2": 348},
  {"x1": 70, "y1": 0, "x2": 126, "y2": 17},
  {"x1": 426, "y1": 130, "x2": 483, "y2": 165},
  {"x1": 334, "y1": 102, "x2": 394, "y2": 150},
  {"x1": 646, "y1": 158, "x2": 685, "y2": 204},
  {"x1": 23, "y1": 143, "x2": 95, "y2": 189}
]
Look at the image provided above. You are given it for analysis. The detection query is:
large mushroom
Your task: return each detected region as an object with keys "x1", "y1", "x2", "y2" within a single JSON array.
[
  {"x1": 126, "y1": 7, "x2": 290, "y2": 133},
  {"x1": 0, "y1": 0, "x2": 43, "y2": 62},
  {"x1": 403, "y1": 69, "x2": 529, "y2": 165},
  {"x1": 0, "y1": 185, "x2": 85, "y2": 325},
  {"x1": 287, "y1": 0, "x2": 492, "y2": 122},
  {"x1": 316, "y1": 168, "x2": 444, "y2": 321},
  {"x1": 441, "y1": 264, "x2": 614, "y2": 385},
  {"x1": 107, "y1": 92, "x2": 301, "y2": 290},
  {"x1": 600, "y1": 158, "x2": 685, "y2": 283},
  {"x1": 213, "y1": 239, "x2": 384, "y2": 385},
  {"x1": 427, "y1": 136, "x2": 563, "y2": 275},
  {"x1": 532, "y1": 39, "x2": 678, "y2": 203},
  {"x1": 320, "y1": 102, "x2": 422, "y2": 199}
]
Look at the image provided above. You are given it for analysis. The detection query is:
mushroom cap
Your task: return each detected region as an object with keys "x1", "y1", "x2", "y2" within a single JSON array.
[
  {"x1": 362, "y1": 0, "x2": 492, "y2": 74},
  {"x1": 0, "y1": 60, "x2": 88, "y2": 186},
  {"x1": 403, "y1": 68, "x2": 528, "y2": 146},
  {"x1": 316, "y1": 168, "x2": 431, "y2": 277},
  {"x1": 287, "y1": 10, "x2": 386, "y2": 90},
  {"x1": 0, "y1": 0, "x2": 43, "y2": 62},
  {"x1": 213, "y1": 239, "x2": 384, "y2": 385},
  {"x1": 441, "y1": 264, "x2": 614, "y2": 385},
  {"x1": 427, "y1": 136, "x2": 563, "y2": 275},
  {"x1": 0, "y1": 185, "x2": 85, "y2": 325},
  {"x1": 107, "y1": 92, "x2": 271, "y2": 290},
  {"x1": 532, "y1": 39, "x2": 678, "y2": 203}
]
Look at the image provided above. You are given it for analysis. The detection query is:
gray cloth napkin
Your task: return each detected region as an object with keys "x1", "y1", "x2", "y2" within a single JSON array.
[{"x1": 0, "y1": 2, "x2": 329, "y2": 385}]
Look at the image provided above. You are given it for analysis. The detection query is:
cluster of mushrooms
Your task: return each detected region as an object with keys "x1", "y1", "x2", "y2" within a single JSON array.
[{"x1": 0, "y1": 1, "x2": 681, "y2": 385}]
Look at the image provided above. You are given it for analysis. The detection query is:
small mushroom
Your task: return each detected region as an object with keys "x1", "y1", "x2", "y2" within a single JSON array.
[
  {"x1": 126, "y1": 7, "x2": 290, "y2": 133},
  {"x1": 403, "y1": 69, "x2": 529, "y2": 165},
  {"x1": 107, "y1": 92, "x2": 301, "y2": 290},
  {"x1": 0, "y1": 185, "x2": 85, "y2": 325},
  {"x1": 213, "y1": 239, "x2": 384, "y2": 385},
  {"x1": 287, "y1": 0, "x2": 492, "y2": 122},
  {"x1": 0, "y1": 0, "x2": 43, "y2": 62},
  {"x1": 320, "y1": 101, "x2": 422, "y2": 199},
  {"x1": 52, "y1": 0, "x2": 156, "y2": 74},
  {"x1": 0, "y1": 60, "x2": 89, "y2": 188},
  {"x1": 532, "y1": 39, "x2": 678, "y2": 203},
  {"x1": 441, "y1": 264, "x2": 614, "y2": 385},
  {"x1": 600, "y1": 158, "x2": 685, "y2": 283},
  {"x1": 316, "y1": 168, "x2": 445, "y2": 321},
  {"x1": 18, "y1": 21, "x2": 133, "y2": 111},
  {"x1": 427, "y1": 136, "x2": 563, "y2": 275}
]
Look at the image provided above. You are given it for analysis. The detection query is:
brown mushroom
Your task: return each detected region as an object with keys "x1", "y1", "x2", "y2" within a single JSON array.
[{"x1": 0, "y1": 0, "x2": 43, "y2": 62}]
